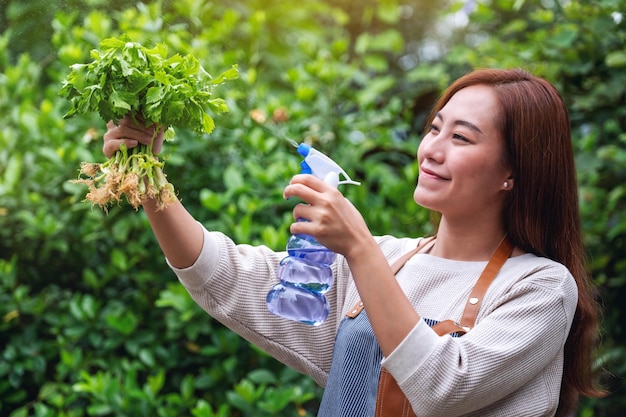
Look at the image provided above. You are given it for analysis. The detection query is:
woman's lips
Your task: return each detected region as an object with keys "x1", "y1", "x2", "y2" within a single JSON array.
[{"x1": 420, "y1": 166, "x2": 448, "y2": 180}]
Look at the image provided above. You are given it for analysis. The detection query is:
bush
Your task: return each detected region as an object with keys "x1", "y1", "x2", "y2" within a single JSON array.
[{"x1": 1, "y1": 0, "x2": 623, "y2": 415}]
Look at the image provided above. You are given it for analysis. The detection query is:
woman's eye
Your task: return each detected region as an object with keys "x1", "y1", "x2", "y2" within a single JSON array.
[
  {"x1": 453, "y1": 133, "x2": 469, "y2": 142},
  {"x1": 429, "y1": 124, "x2": 440, "y2": 133}
]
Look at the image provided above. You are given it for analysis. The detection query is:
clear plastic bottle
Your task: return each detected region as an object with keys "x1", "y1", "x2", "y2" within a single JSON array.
[
  {"x1": 266, "y1": 144, "x2": 359, "y2": 326},
  {"x1": 266, "y1": 230, "x2": 336, "y2": 325}
]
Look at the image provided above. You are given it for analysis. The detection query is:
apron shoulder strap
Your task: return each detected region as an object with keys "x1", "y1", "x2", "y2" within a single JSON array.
[
  {"x1": 346, "y1": 236, "x2": 436, "y2": 318},
  {"x1": 389, "y1": 236, "x2": 437, "y2": 275}
]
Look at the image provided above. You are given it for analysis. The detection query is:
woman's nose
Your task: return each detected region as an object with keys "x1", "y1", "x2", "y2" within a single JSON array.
[{"x1": 418, "y1": 134, "x2": 445, "y2": 163}]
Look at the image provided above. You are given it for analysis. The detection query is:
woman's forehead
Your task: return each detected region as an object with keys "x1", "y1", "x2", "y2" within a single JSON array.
[{"x1": 440, "y1": 85, "x2": 501, "y2": 132}]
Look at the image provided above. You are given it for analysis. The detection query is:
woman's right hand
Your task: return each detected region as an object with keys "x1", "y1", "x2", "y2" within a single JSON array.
[{"x1": 102, "y1": 115, "x2": 164, "y2": 158}]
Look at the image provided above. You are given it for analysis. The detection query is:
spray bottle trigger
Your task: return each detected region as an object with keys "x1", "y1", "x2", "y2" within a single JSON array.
[{"x1": 300, "y1": 160, "x2": 313, "y2": 175}]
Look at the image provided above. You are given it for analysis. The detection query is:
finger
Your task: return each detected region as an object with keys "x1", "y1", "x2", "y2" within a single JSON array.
[
  {"x1": 289, "y1": 174, "x2": 328, "y2": 191},
  {"x1": 105, "y1": 117, "x2": 164, "y2": 153},
  {"x1": 292, "y1": 202, "x2": 314, "y2": 222},
  {"x1": 125, "y1": 120, "x2": 164, "y2": 153},
  {"x1": 117, "y1": 121, "x2": 156, "y2": 145},
  {"x1": 283, "y1": 182, "x2": 323, "y2": 204},
  {"x1": 290, "y1": 210, "x2": 318, "y2": 236},
  {"x1": 283, "y1": 175, "x2": 339, "y2": 202},
  {"x1": 290, "y1": 220, "x2": 312, "y2": 237},
  {"x1": 283, "y1": 182, "x2": 304, "y2": 201},
  {"x1": 102, "y1": 138, "x2": 139, "y2": 158}
]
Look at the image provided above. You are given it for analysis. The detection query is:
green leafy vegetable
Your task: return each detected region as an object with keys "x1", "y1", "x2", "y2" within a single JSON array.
[{"x1": 59, "y1": 35, "x2": 238, "y2": 210}]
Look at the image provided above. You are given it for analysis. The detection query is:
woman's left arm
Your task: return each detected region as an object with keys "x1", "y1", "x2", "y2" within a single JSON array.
[{"x1": 385, "y1": 265, "x2": 577, "y2": 416}]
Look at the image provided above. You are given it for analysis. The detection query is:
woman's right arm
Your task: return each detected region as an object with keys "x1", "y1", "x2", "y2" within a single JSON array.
[
  {"x1": 102, "y1": 116, "x2": 341, "y2": 384},
  {"x1": 103, "y1": 116, "x2": 203, "y2": 268},
  {"x1": 142, "y1": 198, "x2": 204, "y2": 269}
]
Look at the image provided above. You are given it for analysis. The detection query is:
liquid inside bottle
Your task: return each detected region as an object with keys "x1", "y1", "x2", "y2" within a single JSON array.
[
  {"x1": 266, "y1": 282, "x2": 330, "y2": 326},
  {"x1": 266, "y1": 232, "x2": 336, "y2": 326},
  {"x1": 287, "y1": 233, "x2": 337, "y2": 266}
]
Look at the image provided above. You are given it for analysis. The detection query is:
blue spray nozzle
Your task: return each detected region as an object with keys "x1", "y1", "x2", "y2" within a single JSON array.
[
  {"x1": 297, "y1": 144, "x2": 313, "y2": 175},
  {"x1": 297, "y1": 143, "x2": 312, "y2": 157}
]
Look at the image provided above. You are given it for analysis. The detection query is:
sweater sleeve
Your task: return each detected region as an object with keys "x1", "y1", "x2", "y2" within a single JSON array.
[
  {"x1": 381, "y1": 258, "x2": 578, "y2": 417},
  {"x1": 168, "y1": 225, "x2": 343, "y2": 386}
]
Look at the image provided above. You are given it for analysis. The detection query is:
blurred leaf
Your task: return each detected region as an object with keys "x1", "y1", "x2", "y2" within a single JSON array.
[{"x1": 606, "y1": 51, "x2": 626, "y2": 68}]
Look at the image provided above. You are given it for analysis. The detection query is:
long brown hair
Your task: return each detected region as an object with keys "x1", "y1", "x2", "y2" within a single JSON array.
[{"x1": 426, "y1": 68, "x2": 606, "y2": 416}]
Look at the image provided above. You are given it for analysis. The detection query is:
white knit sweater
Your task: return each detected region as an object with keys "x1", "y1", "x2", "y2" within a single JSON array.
[{"x1": 170, "y1": 226, "x2": 577, "y2": 417}]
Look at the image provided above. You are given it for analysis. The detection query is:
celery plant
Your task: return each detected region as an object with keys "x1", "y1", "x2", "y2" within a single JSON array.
[{"x1": 59, "y1": 35, "x2": 238, "y2": 210}]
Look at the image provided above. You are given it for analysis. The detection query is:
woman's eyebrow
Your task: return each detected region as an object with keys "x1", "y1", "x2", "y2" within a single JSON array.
[{"x1": 436, "y1": 112, "x2": 484, "y2": 134}]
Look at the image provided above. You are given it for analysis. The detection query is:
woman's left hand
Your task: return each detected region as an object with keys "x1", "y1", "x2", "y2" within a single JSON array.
[{"x1": 283, "y1": 174, "x2": 374, "y2": 260}]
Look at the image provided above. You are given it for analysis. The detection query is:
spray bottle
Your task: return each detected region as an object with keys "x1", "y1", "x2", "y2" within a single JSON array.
[{"x1": 266, "y1": 143, "x2": 360, "y2": 325}]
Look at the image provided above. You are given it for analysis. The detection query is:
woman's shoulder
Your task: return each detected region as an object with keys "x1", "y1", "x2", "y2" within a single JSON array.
[
  {"x1": 502, "y1": 253, "x2": 577, "y2": 296},
  {"x1": 506, "y1": 252, "x2": 572, "y2": 277}
]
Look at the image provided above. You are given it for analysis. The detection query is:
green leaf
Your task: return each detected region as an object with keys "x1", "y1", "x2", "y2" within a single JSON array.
[
  {"x1": 201, "y1": 112, "x2": 216, "y2": 134},
  {"x1": 180, "y1": 374, "x2": 195, "y2": 400},
  {"x1": 111, "y1": 248, "x2": 128, "y2": 271},
  {"x1": 145, "y1": 370, "x2": 165, "y2": 397},
  {"x1": 223, "y1": 165, "x2": 245, "y2": 191},
  {"x1": 247, "y1": 369, "x2": 277, "y2": 385},
  {"x1": 606, "y1": 51, "x2": 626, "y2": 68},
  {"x1": 108, "y1": 90, "x2": 133, "y2": 112},
  {"x1": 513, "y1": 0, "x2": 527, "y2": 11},
  {"x1": 146, "y1": 86, "x2": 165, "y2": 104},
  {"x1": 105, "y1": 310, "x2": 138, "y2": 336},
  {"x1": 233, "y1": 379, "x2": 256, "y2": 404},
  {"x1": 99, "y1": 36, "x2": 127, "y2": 50},
  {"x1": 211, "y1": 65, "x2": 239, "y2": 84},
  {"x1": 371, "y1": 29, "x2": 405, "y2": 53},
  {"x1": 3, "y1": 156, "x2": 23, "y2": 193},
  {"x1": 207, "y1": 98, "x2": 229, "y2": 115},
  {"x1": 138, "y1": 348, "x2": 155, "y2": 367},
  {"x1": 199, "y1": 188, "x2": 223, "y2": 211}
]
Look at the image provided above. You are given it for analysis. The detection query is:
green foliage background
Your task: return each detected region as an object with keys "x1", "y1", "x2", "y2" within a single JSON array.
[{"x1": 0, "y1": 0, "x2": 624, "y2": 415}]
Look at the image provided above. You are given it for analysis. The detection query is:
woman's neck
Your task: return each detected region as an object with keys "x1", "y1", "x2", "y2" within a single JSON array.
[{"x1": 430, "y1": 219, "x2": 507, "y2": 261}]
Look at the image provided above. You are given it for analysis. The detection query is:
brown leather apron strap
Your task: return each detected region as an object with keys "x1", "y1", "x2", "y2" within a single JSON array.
[
  {"x1": 389, "y1": 236, "x2": 436, "y2": 275},
  {"x1": 431, "y1": 319, "x2": 468, "y2": 337},
  {"x1": 346, "y1": 236, "x2": 436, "y2": 319},
  {"x1": 375, "y1": 368, "x2": 416, "y2": 417},
  {"x1": 459, "y1": 237, "x2": 514, "y2": 330},
  {"x1": 374, "y1": 317, "x2": 472, "y2": 417},
  {"x1": 374, "y1": 236, "x2": 514, "y2": 417}
]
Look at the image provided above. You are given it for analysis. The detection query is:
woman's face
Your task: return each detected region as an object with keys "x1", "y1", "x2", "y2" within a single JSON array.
[{"x1": 414, "y1": 84, "x2": 512, "y2": 219}]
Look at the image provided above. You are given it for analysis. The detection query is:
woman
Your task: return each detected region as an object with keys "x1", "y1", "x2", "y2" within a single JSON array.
[{"x1": 103, "y1": 68, "x2": 605, "y2": 416}]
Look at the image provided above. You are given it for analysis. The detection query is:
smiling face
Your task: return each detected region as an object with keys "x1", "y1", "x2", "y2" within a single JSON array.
[{"x1": 414, "y1": 84, "x2": 512, "y2": 220}]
